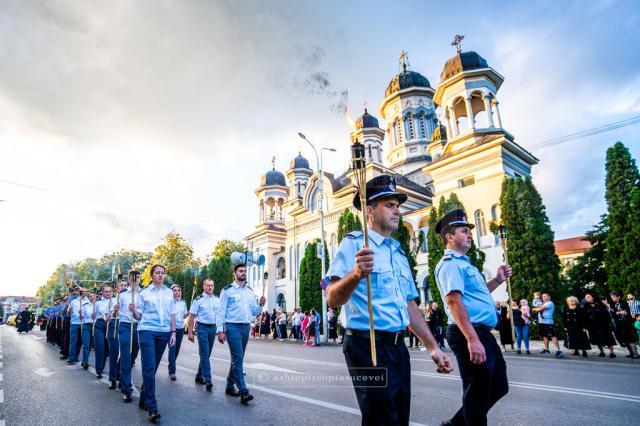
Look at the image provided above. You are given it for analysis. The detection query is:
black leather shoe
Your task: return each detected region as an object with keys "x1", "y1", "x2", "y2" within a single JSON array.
[
  {"x1": 225, "y1": 388, "x2": 240, "y2": 397},
  {"x1": 205, "y1": 382, "x2": 213, "y2": 392},
  {"x1": 82, "y1": 363, "x2": 89, "y2": 370},
  {"x1": 109, "y1": 381, "x2": 117, "y2": 390},
  {"x1": 148, "y1": 411, "x2": 161, "y2": 422},
  {"x1": 195, "y1": 377, "x2": 205, "y2": 385},
  {"x1": 96, "y1": 372, "x2": 103, "y2": 379},
  {"x1": 169, "y1": 374, "x2": 176, "y2": 381},
  {"x1": 67, "y1": 360, "x2": 77, "y2": 365},
  {"x1": 123, "y1": 394, "x2": 132, "y2": 403},
  {"x1": 240, "y1": 393, "x2": 254, "y2": 404}
]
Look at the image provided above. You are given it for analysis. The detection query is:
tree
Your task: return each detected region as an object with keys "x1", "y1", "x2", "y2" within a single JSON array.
[
  {"x1": 565, "y1": 217, "x2": 608, "y2": 298},
  {"x1": 391, "y1": 215, "x2": 421, "y2": 303},
  {"x1": 499, "y1": 177, "x2": 560, "y2": 301},
  {"x1": 426, "y1": 193, "x2": 485, "y2": 306},
  {"x1": 337, "y1": 208, "x2": 362, "y2": 243},
  {"x1": 211, "y1": 239, "x2": 245, "y2": 260},
  {"x1": 298, "y1": 239, "x2": 328, "y2": 314},
  {"x1": 604, "y1": 142, "x2": 640, "y2": 294}
]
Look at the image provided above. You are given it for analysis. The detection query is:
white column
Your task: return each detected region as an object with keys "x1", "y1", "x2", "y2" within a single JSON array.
[
  {"x1": 449, "y1": 106, "x2": 460, "y2": 136},
  {"x1": 492, "y1": 100, "x2": 503, "y2": 128},
  {"x1": 483, "y1": 94, "x2": 494, "y2": 127},
  {"x1": 465, "y1": 96, "x2": 475, "y2": 130}
]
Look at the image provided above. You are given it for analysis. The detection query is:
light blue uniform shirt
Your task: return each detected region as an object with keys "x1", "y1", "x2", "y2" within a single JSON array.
[
  {"x1": 80, "y1": 300, "x2": 94, "y2": 324},
  {"x1": 190, "y1": 293, "x2": 219, "y2": 325},
  {"x1": 95, "y1": 297, "x2": 116, "y2": 321},
  {"x1": 325, "y1": 229, "x2": 418, "y2": 332},
  {"x1": 174, "y1": 299, "x2": 189, "y2": 322},
  {"x1": 435, "y1": 249, "x2": 497, "y2": 328},
  {"x1": 216, "y1": 283, "x2": 262, "y2": 329},
  {"x1": 70, "y1": 297, "x2": 91, "y2": 325},
  {"x1": 136, "y1": 284, "x2": 177, "y2": 332},
  {"x1": 116, "y1": 289, "x2": 140, "y2": 323}
]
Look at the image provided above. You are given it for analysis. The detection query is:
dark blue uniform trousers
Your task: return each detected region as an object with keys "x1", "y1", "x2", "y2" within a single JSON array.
[
  {"x1": 446, "y1": 325, "x2": 509, "y2": 426},
  {"x1": 343, "y1": 332, "x2": 411, "y2": 426}
]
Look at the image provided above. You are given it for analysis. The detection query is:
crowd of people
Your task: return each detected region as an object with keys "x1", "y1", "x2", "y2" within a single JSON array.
[
  {"x1": 493, "y1": 291, "x2": 640, "y2": 359},
  {"x1": 250, "y1": 307, "x2": 330, "y2": 346}
]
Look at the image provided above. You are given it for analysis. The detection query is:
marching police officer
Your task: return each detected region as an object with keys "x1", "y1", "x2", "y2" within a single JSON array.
[
  {"x1": 188, "y1": 279, "x2": 219, "y2": 391},
  {"x1": 217, "y1": 264, "x2": 265, "y2": 404},
  {"x1": 93, "y1": 284, "x2": 116, "y2": 380},
  {"x1": 67, "y1": 288, "x2": 88, "y2": 365},
  {"x1": 114, "y1": 272, "x2": 141, "y2": 403},
  {"x1": 434, "y1": 209, "x2": 512, "y2": 426},
  {"x1": 168, "y1": 284, "x2": 188, "y2": 381},
  {"x1": 325, "y1": 174, "x2": 452, "y2": 426}
]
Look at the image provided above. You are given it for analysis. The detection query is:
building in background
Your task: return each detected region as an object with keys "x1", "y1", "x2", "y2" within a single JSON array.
[{"x1": 247, "y1": 46, "x2": 538, "y2": 310}]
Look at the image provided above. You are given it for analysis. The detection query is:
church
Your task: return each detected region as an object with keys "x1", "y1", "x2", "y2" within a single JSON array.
[{"x1": 245, "y1": 45, "x2": 538, "y2": 311}]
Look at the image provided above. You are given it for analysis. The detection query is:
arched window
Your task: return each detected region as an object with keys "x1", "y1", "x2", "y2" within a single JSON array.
[
  {"x1": 474, "y1": 209, "x2": 487, "y2": 243},
  {"x1": 418, "y1": 114, "x2": 426, "y2": 138},
  {"x1": 419, "y1": 229, "x2": 428, "y2": 253},
  {"x1": 277, "y1": 257, "x2": 286, "y2": 279},
  {"x1": 330, "y1": 233, "x2": 337, "y2": 259},
  {"x1": 296, "y1": 243, "x2": 302, "y2": 273},
  {"x1": 491, "y1": 204, "x2": 500, "y2": 245},
  {"x1": 395, "y1": 119, "x2": 403, "y2": 144},
  {"x1": 276, "y1": 293, "x2": 286, "y2": 312},
  {"x1": 289, "y1": 246, "x2": 293, "y2": 278}
]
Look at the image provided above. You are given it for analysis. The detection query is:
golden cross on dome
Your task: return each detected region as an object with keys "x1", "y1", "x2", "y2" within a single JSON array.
[
  {"x1": 451, "y1": 34, "x2": 464, "y2": 53},
  {"x1": 399, "y1": 50, "x2": 409, "y2": 72}
]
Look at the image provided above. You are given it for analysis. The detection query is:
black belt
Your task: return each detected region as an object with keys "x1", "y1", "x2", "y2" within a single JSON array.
[
  {"x1": 346, "y1": 328, "x2": 406, "y2": 346},
  {"x1": 227, "y1": 322, "x2": 250, "y2": 326},
  {"x1": 448, "y1": 323, "x2": 493, "y2": 332},
  {"x1": 197, "y1": 322, "x2": 216, "y2": 327}
]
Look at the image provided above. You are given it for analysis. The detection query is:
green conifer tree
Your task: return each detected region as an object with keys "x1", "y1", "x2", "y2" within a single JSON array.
[{"x1": 604, "y1": 142, "x2": 640, "y2": 294}]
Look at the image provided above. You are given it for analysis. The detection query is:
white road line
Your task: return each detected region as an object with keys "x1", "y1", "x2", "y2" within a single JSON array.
[
  {"x1": 0, "y1": 389, "x2": 4, "y2": 403},
  {"x1": 0, "y1": 373, "x2": 3, "y2": 381},
  {"x1": 0, "y1": 362, "x2": 3, "y2": 368},
  {"x1": 171, "y1": 363, "x2": 425, "y2": 426},
  {"x1": 0, "y1": 419, "x2": 5, "y2": 426}
]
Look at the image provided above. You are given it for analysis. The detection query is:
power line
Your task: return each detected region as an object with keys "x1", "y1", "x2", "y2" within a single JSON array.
[{"x1": 527, "y1": 115, "x2": 640, "y2": 151}]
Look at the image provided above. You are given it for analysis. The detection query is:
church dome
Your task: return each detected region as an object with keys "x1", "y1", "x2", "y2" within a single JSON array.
[
  {"x1": 440, "y1": 51, "x2": 489, "y2": 81},
  {"x1": 290, "y1": 153, "x2": 310, "y2": 170},
  {"x1": 385, "y1": 70, "x2": 431, "y2": 98},
  {"x1": 261, "y1": 169, "x2": 286, "y2": 187},
  {"x1": 355, "y1": 109, "x2": 380, "y2": 130}
]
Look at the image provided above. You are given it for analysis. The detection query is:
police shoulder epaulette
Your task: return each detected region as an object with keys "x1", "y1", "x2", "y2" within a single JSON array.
[
  {"x1": 223, "y1": 284, "x2": 233, "y2": 290},
  {"x1": 442, "y1": 253, "x2": 454, "y2": 261},
  {"x1": 346, "y1": 231, "x2": 363, "y2": 239},
  {"x1": 194, "y1": 294, "x2": 203, "y2": 300}
]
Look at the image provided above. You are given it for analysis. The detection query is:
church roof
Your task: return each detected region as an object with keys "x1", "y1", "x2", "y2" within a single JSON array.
[
  {"x1": 554, "y1": 236, "x2": 591, "y2": 256},
  {"x1": 385, "y1": 70, "x2": 431, "y2": 98},
  {"x1": 261, "y1": 169, "x2": 286, "y2": 187},
  {"x1": 355, "y1": 109, "x2": 380, "y2": 130},
  {"x1": 290, "y1": 153, "x2": 310, "y2": 170},
  {"x1": 440, "y1": 51, "x2": 489, "y2": 81}
]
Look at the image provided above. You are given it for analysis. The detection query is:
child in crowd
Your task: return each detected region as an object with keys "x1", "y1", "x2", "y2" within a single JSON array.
[{"x1": 532, "y1": 292, "x2": 543, "y2": 323}]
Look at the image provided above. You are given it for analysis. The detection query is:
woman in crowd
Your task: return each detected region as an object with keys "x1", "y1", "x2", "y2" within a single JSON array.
[
  {"x1": 562, "y1": 296, "x2": 591, "y2": 357},
  {"x1": 609, "y1": 291, "x2": 640, "y2": 359},
  {"x1": 511, "y1": 299, "x2": 529, "y2": 354},
  {"x1": 259, "y1": 310, "x2": 270, "y2": 339},
  {"x1": 327, "y1": 308, "x2": 338, "y2": 343},
  {"x1": 583, "y1": 293, "x2": 616, "y2": 358},
  {"x1": 301, "y1": 312, "x2": 310, "y2": 345},
  {"x1": 496, "y1": 302, "x2": 514, "y2": 352},
  {"x1": 428, "y1": 302, "x2": 445, "y2": 350},
  {"x1": 133, "y1": 264, "x2": 177, "y2": 422},
  {"x1": 305, "y1": 309, "x2": 317, "y2": 347}
]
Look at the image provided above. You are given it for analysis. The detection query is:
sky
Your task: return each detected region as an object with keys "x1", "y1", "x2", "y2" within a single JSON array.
[{"x1": 1, "y1": 0, "x2": 639, "y2": 297}]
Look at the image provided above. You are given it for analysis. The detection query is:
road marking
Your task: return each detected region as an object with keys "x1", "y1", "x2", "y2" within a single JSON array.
[
  {"x1": 0, "y1": 373, "x2": 3, "y2": 381},
  {"x1": 0, "y1": 362, "x2": 3, "y2": 368},
  {"x1": 34, "y1": 368, "x2": 56, "y2": 377},
  {"x1": 190, "y1": 354, "x2": 302, "y2": 374},
  {"x1": 0, "y1": 419, "x2": 5, "y2": 426},
  {"x1": 171, "y1": 363, "x2": 425, "y2": 426},
  {"x1": 0, "y1": 389, "x2": 4, "y2": 403}
]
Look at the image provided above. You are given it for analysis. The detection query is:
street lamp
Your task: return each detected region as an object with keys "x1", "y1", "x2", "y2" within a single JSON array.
[{"x1": 298, "y1": 132, "x2": 336, "y2": 343}]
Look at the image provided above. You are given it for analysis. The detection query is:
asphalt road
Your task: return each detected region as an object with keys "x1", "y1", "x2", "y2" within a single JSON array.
[{"x1": 0, "y1": 325, "x2": 639, "y2": 425}]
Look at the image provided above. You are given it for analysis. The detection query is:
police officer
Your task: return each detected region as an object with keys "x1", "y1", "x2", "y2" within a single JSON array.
[
  {"x1": 114, "y1": 272, "x2": 141, "y2": 403},
  {"x1": 325, "y1": 174, "x2": 452, "y2": 426},
  {"x1": 94, "y1": 284, "x2": 116, "y2": 381},
  {"x1": 188, "y1": 279, "x2": 219, "y2": 390},
  {"x1": 434, "y1": 209, "x2": 512, "y2": 426},
  {"x1": 168, "y1": 284, "x2": 188, "y2": 381},
  {"x1": 67, "y1": 288, "x2": 88, "y2": 365},
  {"x1": 217, "y1": 264, "x2": 265, "y2": 404}
]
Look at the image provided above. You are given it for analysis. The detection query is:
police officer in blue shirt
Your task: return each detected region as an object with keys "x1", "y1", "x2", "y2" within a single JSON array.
[
  {"x1": 217, "y1": 264, "x2": 266, "y2": 404},
  {"x1": 188, "y1": 278, "x2": 219, "y2": 391},
  {"x1": 325, "y1": 175, "x2": 452, "y2": 426},
  {"x1": 434, "y1": 209, "x2": 512, "y2": 426}
]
